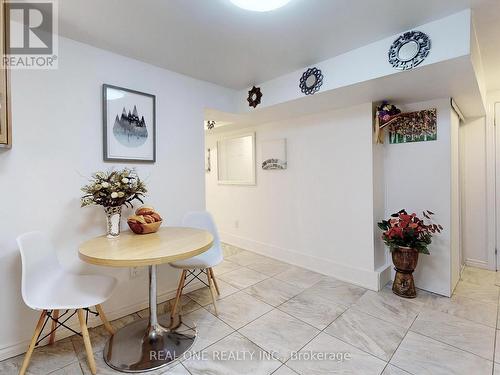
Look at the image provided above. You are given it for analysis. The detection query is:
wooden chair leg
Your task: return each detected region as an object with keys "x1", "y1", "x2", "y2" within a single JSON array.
[
  {"x1": 171, "y1": 270, "x2": 187, "y2": 319},
  {"x1": 95, "y1": 304, "x2": 114, "y2": 335},
  {"x1": 48, "y1": 310, "x2": 59, "y2": 345},
  {"x1": 207, "y1": 269, "x2": 218, "y2": 316},
  {"x1": 19, "y1": 310, "x2": 47, "y2": 375},
  {"x1": 209, "y1": 268, "x2": 220, "y2": 295},
  {"x1": 77, "y1": 309, "x2": 96, "y2": 375}
]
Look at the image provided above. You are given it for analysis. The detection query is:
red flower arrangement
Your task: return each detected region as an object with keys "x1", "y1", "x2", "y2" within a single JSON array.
[{"x1": 378, "y1": 209, "x2": 443, "y2": 254}]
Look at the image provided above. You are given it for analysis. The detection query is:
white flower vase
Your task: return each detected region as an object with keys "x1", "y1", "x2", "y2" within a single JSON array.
[{"x1": 104, "y1": 206, "x2": 122, "y2": 238}]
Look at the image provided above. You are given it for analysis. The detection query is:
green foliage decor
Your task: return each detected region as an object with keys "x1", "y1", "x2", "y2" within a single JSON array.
[{"x1": 378, "y1": 209, "x2": 442, "y2": 255}]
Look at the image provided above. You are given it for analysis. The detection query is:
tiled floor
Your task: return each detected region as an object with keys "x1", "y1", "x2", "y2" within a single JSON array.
[{"x1": 2, "y1": 244, "x2": 500, "y2": 375}]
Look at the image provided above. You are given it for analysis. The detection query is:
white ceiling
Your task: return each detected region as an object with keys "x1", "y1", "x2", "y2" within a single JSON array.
[{"x1": 58, "y1": 0, "x2": 500, "y2": 91}]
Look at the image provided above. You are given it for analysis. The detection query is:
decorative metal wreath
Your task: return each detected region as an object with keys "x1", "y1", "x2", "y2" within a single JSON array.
[
  {"x1": 299, "y1": 67, "x2": 323, "y2": 95},
  {"x1": 206, "y1": 120, "x2": 216, "y2": 130},
  {"x1": 388, "y1": 31, "x2": 431, "y2": 70},
  {"x1": 247, "y1": 86, "x2": 262, "y2": 108}
]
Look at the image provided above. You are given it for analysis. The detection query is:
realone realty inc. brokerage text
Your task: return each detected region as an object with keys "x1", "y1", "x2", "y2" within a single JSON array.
[{"x1": 150, "y1": 350, "x2": 352, "y2": 362}]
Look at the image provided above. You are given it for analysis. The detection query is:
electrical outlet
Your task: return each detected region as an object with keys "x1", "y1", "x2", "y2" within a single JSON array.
[{"x1": 130, "y1": 267, "x2": 143, "y2": 279}]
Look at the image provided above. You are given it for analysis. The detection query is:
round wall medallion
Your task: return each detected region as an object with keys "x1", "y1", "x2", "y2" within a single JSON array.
[
  {"x1": 299, "y1": 67, "x2": 323, "y2": 95},
  {"x1": 247, "y1": 86, "x2": 262, "y2": 108},
  {"x1": 388, "y1": 31, "x2": 431, "y2": 70},
  {"x1": 206, "y1": 120, "x2": 216, "y2": 130}
]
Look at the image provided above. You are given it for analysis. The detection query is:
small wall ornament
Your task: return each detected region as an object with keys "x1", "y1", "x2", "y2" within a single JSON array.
[
  {"x1": 388, "y1": 30, "x2": 431, "y2": 70},
  {"x1": 261, "y1": 139, "x2": 287, "y2": 170},
  {"x1": 247, "y1": 86, "x2": 262, "y2": 108},
  {"x1": 299, "y1": 67, "x2": 323, "y2": 95},
  {"x1": 206, "y1": 120, "x2": 216, "y2": 130}
]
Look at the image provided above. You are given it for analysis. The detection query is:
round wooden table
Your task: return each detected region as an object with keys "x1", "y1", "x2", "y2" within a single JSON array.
[{"x1": 79, "y1": 227, "x2": 213, "y2": 373}]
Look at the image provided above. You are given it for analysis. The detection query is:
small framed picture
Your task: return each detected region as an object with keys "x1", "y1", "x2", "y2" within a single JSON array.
[
  {"x1": 262, "y1": 139, "x2": 287, "y2": 170},
  {"x1": 103, "y1": 84, "x2": 156, "y2": 162}
]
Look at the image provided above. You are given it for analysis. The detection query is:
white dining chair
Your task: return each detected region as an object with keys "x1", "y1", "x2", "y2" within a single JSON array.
[
  {"x1": 170, "y1": 211, "x2": 223, "y2": 316},
  {"x1": 17, "y1": 231, "x2": 118, "y2": 375}
]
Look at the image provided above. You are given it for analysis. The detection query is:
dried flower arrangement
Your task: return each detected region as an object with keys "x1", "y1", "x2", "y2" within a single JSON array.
[{"x1": 81, "y1": 168, "x2": 147, "y2": 208}]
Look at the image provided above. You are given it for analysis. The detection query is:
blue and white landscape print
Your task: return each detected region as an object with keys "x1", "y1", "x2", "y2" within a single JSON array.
[{"x1": 112, "y1": 105, "x2": 148, "y2": 147}]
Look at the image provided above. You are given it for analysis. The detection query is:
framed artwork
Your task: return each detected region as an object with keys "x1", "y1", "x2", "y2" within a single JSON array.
[
  {"x1": 103, "y1": 84, "x2": 156, "y2": 162},
  {"x1": 387, "y1": 108, "x2": 437, "y2": 144},
  {"x1": 262, "y1": 139, "x2": 287, "y2": 170},
  {"x1": 0, "y1": 0, "x2": 11, "y2": 148}
]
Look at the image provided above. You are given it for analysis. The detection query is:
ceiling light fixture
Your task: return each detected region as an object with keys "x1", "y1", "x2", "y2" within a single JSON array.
[{"x1": 230, "y1": 0, "x2": 292, "y2": 12}]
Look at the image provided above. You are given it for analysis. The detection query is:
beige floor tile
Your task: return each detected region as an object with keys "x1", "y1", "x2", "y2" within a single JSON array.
[
  {"x1": 239, "y1": 309, "x2": 319, "y2": 361},
  {"x1": 425, "y1": 293, "x2": 497, "y2": 328},
  {"x1": 183, "y1": 332, "x2": 281, "y2": 375},
  {"x1": 245, "y1": 259, "x2": 295, "y2": 277},
  {"x1": 325, "y1": 309, "x2": 405, "y2": 361},
  {"x1": 381, "y1": 364, "x2": 412, "y2": 375},
  {"x1": 495, "y1": 363, "x2": 500, "y2": 375},
  {"x1": 219, "y1": 267, "x2": 268, "y2": 289},
  {"x1": 287, "y1": 332, "x2": 386, "y2": 375},
  {"x1": 453, "y1": 281, "x2": 499, "y2": 304},
  {"x1": 244, "y1": 278, "x2": 301, "y2": 307},
  {"x1": 273, "y1": 365, "x2": 298, "y2": 375},
  {"x1": 178, "y1": 307, "x2": 234, "y2": 353},
  {"x1": 161, "y1": 364, "x2": 191, "y2": 374},
  {"x1": 460, "y1": 266, "x2": 497, "y2": 286},
  {"x1": 2, "y1": 338, "x2": 78, "y2": 375},
  {"x1": 205, "y1": 291, "x2": 273, "y2": 329},
  {"x1": 411, "y1": 308, "x2": 495, "y2": 360},
  {"x1": 390, "y1": 331, "x2": 493, "y2": 375},
  {"x1": 495, "y1": 330, "x2": 500, "y2": 363},
  {"x1": 187, "y1": 279, "x2": 238, "y2": 306},
  {"x1": 0, "y1": 356, "x2": 21, "y2": 375},
  {"x1": 221, "y1": 243, "x2": 244, "y2": 257},
  {"x1": 137, "y1": 297, "x2": 198, "y2": 319},
  {"x1": 225, "y1": 251, "x2": 270, "y2": 266},
  {"x1": 382, "y1": 283, "x2": 436, "y2": 307},
  {"x1": 274, "y1": 267, "x2": 324, "y2": 289},
  {"x1": 300, "y1": 282, "x2": 366, "y2": 308},
  {"x1": 79, "y1": 350, "x2": 178, "y2": 375},
  {"x1": 72, "y1": 313, "x2": 140, "y2": 360},
  {"x1": 278, "y1": 292, "x2": 346, "y2": 330},
  {"x1": 49, "y1": 361, "x2": 83, "y2": 375},
  {"x1": 213, "y1": 260, "x2": 242, "y2": 275},
  {"x1": 352, "y1": 290, "x2": 421, "y2": 329}
]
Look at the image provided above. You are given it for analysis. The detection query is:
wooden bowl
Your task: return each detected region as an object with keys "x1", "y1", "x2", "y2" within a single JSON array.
[{"x1": 128, "y1": 220, "x2": 162, "y2": 235}]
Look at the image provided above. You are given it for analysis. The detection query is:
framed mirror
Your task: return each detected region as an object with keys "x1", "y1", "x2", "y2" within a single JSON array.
[
  {"x1": 299, "y1": 67, "x2": 323, "y2": 95},
  {"x1": 388, "y1": 30, "x2": 431, "y2": 71},
  {"x1": 0, "y1": 0, "x2": 11, "y2": 148},
  {"x1": 217, "y1": 133, "x2": 256, "y2": 185}
]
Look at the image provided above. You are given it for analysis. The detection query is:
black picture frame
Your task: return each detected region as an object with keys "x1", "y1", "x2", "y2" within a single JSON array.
[{"x1": 103, "y1": 84, "x2": 156, "y2": 163}]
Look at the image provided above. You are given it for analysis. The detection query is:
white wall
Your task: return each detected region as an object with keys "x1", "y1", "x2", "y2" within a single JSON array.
[
  {"x1": 236, "y1": 10, "x2": 472, "y2": 112},
  {"x1": 0, "y1": 37, "x2": 236, "y2": 359},
  {"x1": 450, "y1": 108, "x2": 460, "y2": 291},
  {"x1": 206, "y1": 103, "x2": 390, "y2": 290},
  {"x1": 384, "y1": 99, "x2": 456, "y2": 296},
  {"x1": 460, "y1": 117, "x2": 489, "y2": 269}
]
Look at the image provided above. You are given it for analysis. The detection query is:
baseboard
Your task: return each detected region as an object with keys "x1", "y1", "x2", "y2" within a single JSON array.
[
  {"x1": 464, "y1": 258, "x2": 490, "y2": 269},
  {"x1": 221, "y1": 232, "x2": 389, "y2": 291},
  {"x1": 0, "y1": 281, "x2": 204, "y2": 362}
]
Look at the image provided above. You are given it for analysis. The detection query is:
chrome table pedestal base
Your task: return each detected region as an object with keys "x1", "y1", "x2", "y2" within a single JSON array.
[{"x1": 103, "y1": 265, "x2": 196, "y2": 373}]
